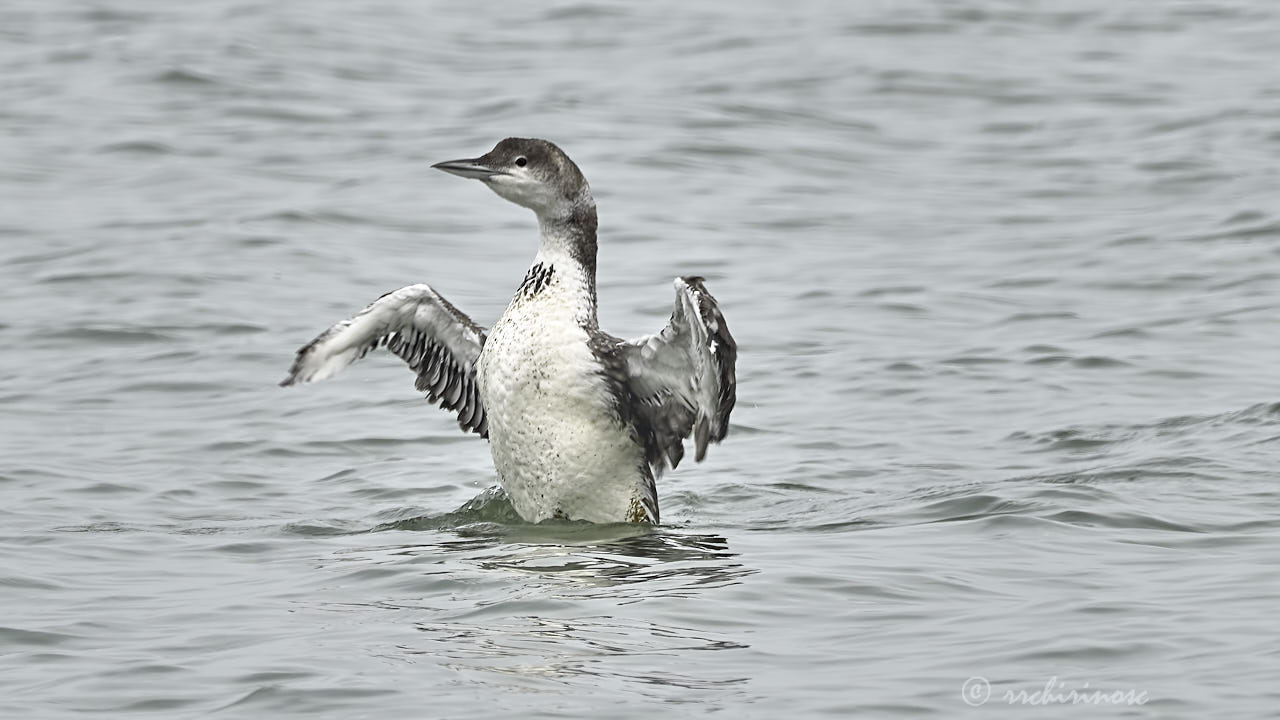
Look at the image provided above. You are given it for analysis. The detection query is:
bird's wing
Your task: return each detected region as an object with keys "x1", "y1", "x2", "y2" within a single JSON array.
[
  {"x1": 281, "y1": 284, "x2": 489, "y2": 437},
  {"x1": 614, "y1": 276, "x2": 737, "y2": 475}
]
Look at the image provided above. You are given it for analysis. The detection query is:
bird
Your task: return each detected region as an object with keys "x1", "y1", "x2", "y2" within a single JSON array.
[{"x1": 281, "y1": 138, "x2": 736, "y2": 524}]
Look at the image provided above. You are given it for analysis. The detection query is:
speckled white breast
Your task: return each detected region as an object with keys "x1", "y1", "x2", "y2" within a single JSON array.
[{"x1": 476, "y1": 255, "x2": 648, "y2": 523}]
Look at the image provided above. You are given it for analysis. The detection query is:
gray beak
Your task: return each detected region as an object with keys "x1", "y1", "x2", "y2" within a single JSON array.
[{"x1": 431, "y1": 157, "x2": 502, "y2": 180}]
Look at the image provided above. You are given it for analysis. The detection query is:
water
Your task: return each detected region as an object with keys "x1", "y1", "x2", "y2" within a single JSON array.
[{"x1": 3, "y1": 1, "x2": 1279, "y2": 717}]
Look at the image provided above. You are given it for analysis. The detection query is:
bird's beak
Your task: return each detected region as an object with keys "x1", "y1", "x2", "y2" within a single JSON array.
[{"x1": 431, "y1": 157, "x2": 503, "y2": 180}]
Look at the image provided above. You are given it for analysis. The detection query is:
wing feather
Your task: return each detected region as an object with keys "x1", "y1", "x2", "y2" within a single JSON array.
[
  {"x1": 616, "y1": 276, "x2": 737, "y2": 475},
  {"x1": 281, "y1": 284, "x2": 488, "y2": 437}
]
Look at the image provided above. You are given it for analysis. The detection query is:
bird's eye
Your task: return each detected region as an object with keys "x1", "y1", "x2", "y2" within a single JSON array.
[{"x1": 515, "y1": 157, "x2": 527, "y2": 167}]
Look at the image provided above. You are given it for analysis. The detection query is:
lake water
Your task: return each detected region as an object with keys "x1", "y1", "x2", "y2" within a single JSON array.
[{"x1": 3, "y1": 1, "x2": 1279, "y2": 717}]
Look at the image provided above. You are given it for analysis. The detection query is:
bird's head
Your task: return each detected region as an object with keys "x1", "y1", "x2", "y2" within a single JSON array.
[{"x1": 432, "y1": 138, "x2": 591, "y2": 218}]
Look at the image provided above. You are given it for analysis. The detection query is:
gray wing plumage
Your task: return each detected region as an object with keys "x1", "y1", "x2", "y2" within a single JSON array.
[
  {"x1": 280, "y1": 284, "x2": 488, "y2": 437},
  {"x1": 615, "y1": 276, "x2": 737, "y2": 476}
]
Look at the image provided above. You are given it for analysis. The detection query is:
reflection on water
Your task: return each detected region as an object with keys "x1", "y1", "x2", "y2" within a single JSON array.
[
  {"x1": 309, "y1": 497, "x2": 755, "y2": 699},
  {"x1": 473, "y1": 531, "x2": 753, "y2": 599},
  {"x1": 406, "y1": 614, "x2": 750, "y2": 691},
  {"x1": 365, "y1": 485, "x2": 756, "y2": 597},
  {"x1": 342, "y1": 514, "x2": 754, "y2": 595}
]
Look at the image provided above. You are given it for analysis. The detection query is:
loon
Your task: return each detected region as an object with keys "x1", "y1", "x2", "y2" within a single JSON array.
[{"x1": 281, "y1": 138, "x2": 737, "y2": 524}]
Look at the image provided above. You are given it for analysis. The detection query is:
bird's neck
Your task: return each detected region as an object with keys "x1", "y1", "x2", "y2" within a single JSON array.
[{"x1": 533, "y1": 200, "x2": 599, "y2": 326}]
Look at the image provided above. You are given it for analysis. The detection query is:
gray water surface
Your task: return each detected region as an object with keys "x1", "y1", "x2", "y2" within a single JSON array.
[{"x1": 3, "y1": 1, "x2": 1280, "y2": 718}]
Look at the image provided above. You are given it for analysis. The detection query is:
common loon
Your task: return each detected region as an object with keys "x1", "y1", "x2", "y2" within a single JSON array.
[{"x1": 281, "y1": 138, "x2": 737, "y2": 524}]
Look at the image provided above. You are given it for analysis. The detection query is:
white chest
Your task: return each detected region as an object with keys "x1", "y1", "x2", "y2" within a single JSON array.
[
  {"x1": 478, "y1": 259, "x2": 598, "y2": 404},
  {"x1": 475, "y1": 258, "x2": 646, "y2": 523}
]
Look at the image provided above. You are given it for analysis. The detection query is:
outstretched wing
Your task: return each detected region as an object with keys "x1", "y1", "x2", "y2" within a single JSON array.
[
  {"x1": 616, "y1": 276, "x2": 737, "y2": 475},
  {"x1": 281, "y1": 284, "x2": 489, "y2": 437}
]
